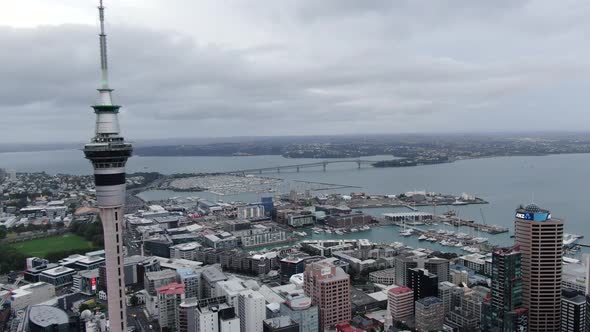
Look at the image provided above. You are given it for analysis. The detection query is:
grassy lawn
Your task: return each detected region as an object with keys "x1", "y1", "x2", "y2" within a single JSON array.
[{"x1": 9, "y1": 233, "x2": 97, "y2": 258}]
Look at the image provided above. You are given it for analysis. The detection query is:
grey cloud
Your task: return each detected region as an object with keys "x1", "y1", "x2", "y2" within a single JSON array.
[{"x1": 1, "y1": 0, "x2": 590, "y2": 143}]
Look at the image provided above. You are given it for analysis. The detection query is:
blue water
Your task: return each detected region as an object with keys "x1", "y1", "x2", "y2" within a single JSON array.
[{"x1": 2, "y1": 149, "x2": 589, "y2": 248}]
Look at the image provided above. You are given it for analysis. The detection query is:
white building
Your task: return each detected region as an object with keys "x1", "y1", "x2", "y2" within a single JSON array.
[
  {"x1": 237, "y1": 205, "x2": 265, "y2": 219},
  {"x1": 8, "y1": 282, "x2": 56, "y2": 311},
  {"x1": 238, "y1": 290, "x2": 266, "y2": 332},
  {"x1": 169, "y1": 242, "x2": 202, "y2": 261}
]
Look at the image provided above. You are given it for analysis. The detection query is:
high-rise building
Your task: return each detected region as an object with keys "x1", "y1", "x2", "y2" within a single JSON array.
[
  {"x1": 280, "y1": 257, "x2": 307, "y2": 283},
  {"x1": 145, "y1": 270, "x2": 178, "y2": 296},
  {"x1": 561, "y1": 288, "x2": 586, "y2": 332},
  {"x1": 489, "y1": 246, "x2": 528, "y2": 332},
  {"x1": 415, "y1": 296, "x2": 444, "y2": 332},
  {"x1": 279, "y1": 291, "x2": 319, "y2": 332},
  {"x1": 238, "y1": 289, "x2": 266, "y2": 332},
  {"x1": 387, "y1": 286, "x2": 413, "y2": 324},
  {"x1": 188, "y1": 298, "x2": 240, "y2": 332},
  {"x1": 424, "y1": 257, "x2": 450, "y2": 283},
  {"x1": 438, "y1": 281, "x2": 460, "y2": 315},
  {"x1": 304, "y1": 260, "x2": 351, "y2": 331},
  {"x1": 157, "y1": 283, "x2": 186, "y2": 332},
  {"x1": 263, "y1": 316, "x2": 300, "y2": 332},
  {"x1": 446, "y1": 288, "x2": 487, "y2": 331},
  {"x1": 394, "y1": 255, "x2": 417, "y2": 287},
  {"x1": 407, "y1": 268, "x2": 438, "y2": 301},
  {"x1": 178, "y1": 268, "x2": 201, "y2": 299},
  {"x1": 586, "y1": 295, "x2": 590, "y2": 332},
  {"x1": 514, "y1": 204, "x2": 563, "y2": 332},
  {"x1": 179, "y1": 299, "x2": 199, "y2": 332},
  {"x1": 82, "y1": 2, "x2": 133, "y2": 331}
]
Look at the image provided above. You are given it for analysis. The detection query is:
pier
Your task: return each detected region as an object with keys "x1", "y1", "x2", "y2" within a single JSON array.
[{"x1": 376, "y1": 212, "x2": 509, "y2": 235}]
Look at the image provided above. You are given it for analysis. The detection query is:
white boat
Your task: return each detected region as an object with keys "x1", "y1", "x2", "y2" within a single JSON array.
[
  {"x1": 427, "y1": 237, "x2": 438, "y2": 242},
  {"x1": 325, "y1": 229, "x2": 332, "y2": 234},
  {"x1": 437, "y1": 229, "x2": 446, "y2": 234},
  {"x1": 440, "y1": 240, "x2": 451, "y2": 246},
  {"x1": 563, "y1": 256, "x2": 580, "y2": 264},
  {"x1": 452, "y1": 200, "x2": 468, "y2": 205},
  {"x1": 361, "y1": 226, "x2": 370, "y2": 231},
  {"x1": 564, "y1": 233, "x2": 582, "y2": 246},
  {"x1": 455, "y1": 242, "x2": 464, "y2": 247},
  {"x1": 462, "y1": 246, "x2": 480, "y2": 253},
  {"x1": 313, "y1": 230, "x2": 321, "y2": 234},
  {"x1": 418, "y1": 235, "x2": 428, "y2": 241},
  {"x1": 400, "y1": 229, "x2": 414, "y2": 236},
  {"x1": 473, "y1": 237, "x2": 488, "y2": 243},
  {"x1": 350, "y1": 228, "x2": 358, "y2": 233},
  {"x1": 335, "y1": 230, "x2": 344, "y2": 235},
  {"x1": 456, "y1": 232, "x2": 469, "y2": 239}
]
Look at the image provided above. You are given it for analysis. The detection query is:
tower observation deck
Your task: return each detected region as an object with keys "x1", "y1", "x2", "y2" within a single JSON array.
[{"x1": 83, "y1": 1, "x2": 131, "y2": 331}]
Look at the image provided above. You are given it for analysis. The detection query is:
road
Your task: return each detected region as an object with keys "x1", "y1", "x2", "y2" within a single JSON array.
[{"x1": 127, "y1": 306, "x2": 158, "y2": 332}]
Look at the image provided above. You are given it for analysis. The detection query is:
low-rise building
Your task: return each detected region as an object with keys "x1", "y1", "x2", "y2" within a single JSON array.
[
  {"x1": 39, "y1": 266, "x2": 76, "y2": 287},
  {"x1": 369, "y1": 268, "x2": 396, "y2": 285},
  {"x1": 287, "y1": 214, "x2": 315, "y2": 228},
  {"x1": 72, "y1": 269, "x2": 99, "y2": 295},
  {"x1": 8, "y1": 282, "x2": 56, "y2": 312}
]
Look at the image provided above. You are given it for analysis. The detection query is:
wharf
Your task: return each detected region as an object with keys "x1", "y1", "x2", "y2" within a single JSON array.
[
  {"x1": 376, "y1": 211, "x2": 508, "y2": 234},
  {"x1": 347, "y1": 199, "x2": 488, "y2": 210}
]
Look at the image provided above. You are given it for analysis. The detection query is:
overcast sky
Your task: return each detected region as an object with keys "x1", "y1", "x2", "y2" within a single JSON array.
[{"x1": 1, "y1": 0, "x2": 590, "y2": 143}]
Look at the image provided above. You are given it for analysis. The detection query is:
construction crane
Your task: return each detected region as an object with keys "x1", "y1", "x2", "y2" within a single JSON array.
[{"x1": 0, "y1": 276, "x2": 24, "y2": 308}]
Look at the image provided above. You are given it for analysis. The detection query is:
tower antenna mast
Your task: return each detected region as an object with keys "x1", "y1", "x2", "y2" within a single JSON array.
[{"x1": 98, "y1": 0, "x2": 109, "y2": 89}]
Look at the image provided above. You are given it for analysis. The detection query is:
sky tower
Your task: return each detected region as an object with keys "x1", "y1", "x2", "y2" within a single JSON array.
[{"x1": 83, "y1": 1, "x2": 132, "y2": 331}]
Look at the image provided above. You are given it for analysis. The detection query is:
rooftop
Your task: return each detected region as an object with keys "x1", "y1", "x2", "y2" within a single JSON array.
[
  {"x1": 29, "y1": 305, "x2": 69, "y2": 327},
  {"x1": 264, "y1": 316, "x2": 297, "y2": 328},
  {"x1": 389, "y1": 286, "x2": 412, "y2": 295},
  {"x1": 202, "y1": 266, "x2": 228, "y2": 283},
  {"x1": 416, "y1": 296, "x2": 442, "y2": 307},
  {"x1": 157, "y1": 282, "x2": 185, "y2": 295},
  {"x1": 41, "y1": 266, "x2": 75, "y2": 277}
]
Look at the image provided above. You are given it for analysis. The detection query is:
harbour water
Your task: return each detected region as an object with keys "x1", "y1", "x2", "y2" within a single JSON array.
[{"x1": 2, "y1": 149, "x2": 590, "y2": 248}]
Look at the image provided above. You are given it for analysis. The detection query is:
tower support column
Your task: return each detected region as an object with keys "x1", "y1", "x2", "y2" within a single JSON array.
[{"x1": 100, "y1": 206, "x2": 127, "y2": 332}]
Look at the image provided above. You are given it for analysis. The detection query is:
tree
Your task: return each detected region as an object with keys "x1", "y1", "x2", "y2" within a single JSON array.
[
  {"x1": 130, "y1": 295, "x2": 139, "y2": 306},
  {"x1": 0, "y1": 245, "x2": 26, "y2": 274},
  {"x1": 0, "y1": 226, "x2": 7, "y2": 240}
]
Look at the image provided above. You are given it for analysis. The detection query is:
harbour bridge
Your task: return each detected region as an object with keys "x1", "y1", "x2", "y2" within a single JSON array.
[{"x1": 220, "y1": 159, "x2": 375, "y2": 175}]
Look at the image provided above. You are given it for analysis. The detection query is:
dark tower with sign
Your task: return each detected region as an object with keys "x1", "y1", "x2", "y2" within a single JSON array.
[{"x1": 514, "y1": 204, "x2": 563, "y2": 332}]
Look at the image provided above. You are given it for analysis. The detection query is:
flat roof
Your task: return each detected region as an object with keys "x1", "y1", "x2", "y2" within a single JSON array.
[
  {"x1": 41, "y1": 266, "x2": 75, "y2": 277},
  {"x1": 29, "y1": 305, "x2": 69, "y2": 327},
  {"x1": 202, "y1": 266, "x2": 227, "y2": 283},
  {"x1": 383, "y1": 212, "x2": 432, "y2": 217}
]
